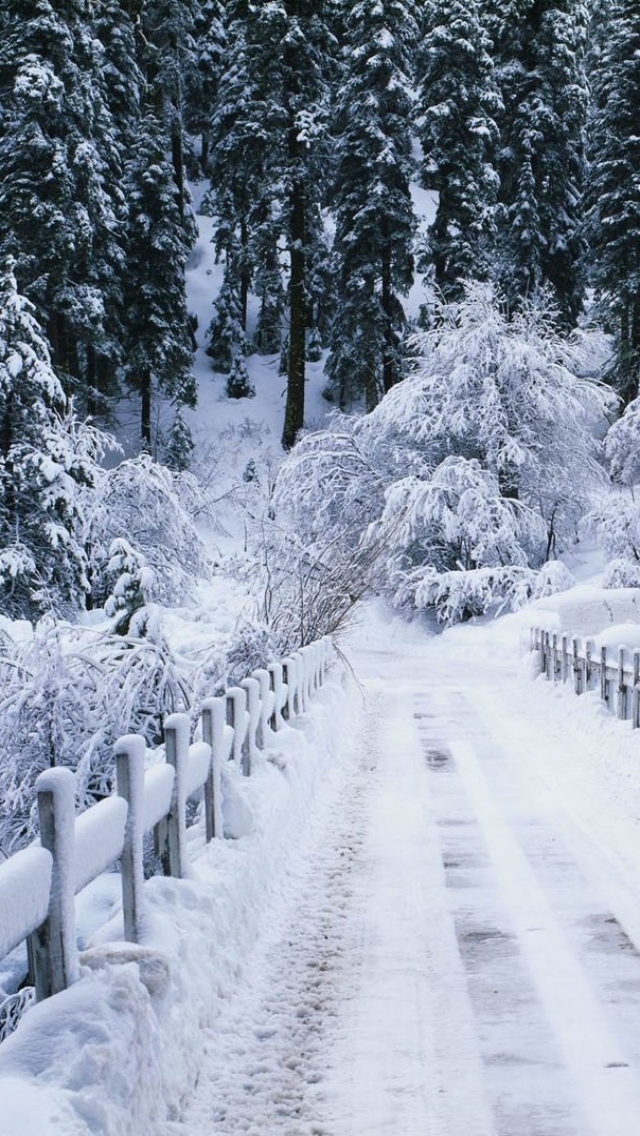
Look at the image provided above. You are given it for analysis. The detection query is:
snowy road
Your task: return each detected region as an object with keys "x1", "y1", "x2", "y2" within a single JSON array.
[{"x1": 178, "y1": 614, "x2": 640, "y2": 1136}]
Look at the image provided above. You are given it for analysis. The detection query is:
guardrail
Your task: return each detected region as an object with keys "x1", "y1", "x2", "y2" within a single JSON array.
[
  {"x1": 531, "y1": 627, "x2": 640, "y2": 727},
  {"x1": 0, "y1": 636, "x2": 333, "y2": 1024}
]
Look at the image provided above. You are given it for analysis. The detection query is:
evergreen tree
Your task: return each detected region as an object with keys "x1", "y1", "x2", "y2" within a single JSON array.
[
  {"x1": 184, "y1": 0, "x2": 227, "y2": 171},
  {"x1": 123, "y1": 117, "x2": 196, "y2": 447},
  {"x1": 586, "y1": 0, "x2": 640, "y2": 403},
  {"x1": 163, "y1": 406, "x2": 194, "y2": 471},
  {"x1": 418, "y1": 0, "x2": 501, "y2": 301},
  {"x1": 0, "y1": 260, "x2": 101, "y2": 619},
  {"x1": 0, "y1": 0, "x2": 126, "y2": 405},
  {"x1": 489, "y1": 0, "x2": 589, "y2": 326},
  {"x1": 326, "y1": 0, "x2": 419, "y2": 409}
]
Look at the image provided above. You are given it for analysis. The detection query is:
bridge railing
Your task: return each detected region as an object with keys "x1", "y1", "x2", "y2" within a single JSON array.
[
  {"x1": 0, "y1": 636, "x2": 334, "y2": 1018},
  {"x1": 530, "y1": 626, "x2": 640, "y2": 727}
]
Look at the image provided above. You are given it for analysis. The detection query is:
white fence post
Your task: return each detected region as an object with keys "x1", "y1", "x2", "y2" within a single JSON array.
[
  {"x1": 28, "y1": 768, "x2": 79, "y2": 1001},
  {"x1": 618, "y1": 646, "x2": 627, "y2": 719},
  {"x1": 268, "y1": 663, "x2": 285, "y2": 730},
  {"x1": 201, "y1": 698, "x2": 224, "y2": 840},
  {"x1": 252, "y1": 669, "x2": 272, "y2": 749},
  {"x1": 157, "y1": 714, "x2": 189, "y2": 877},
  {"x1": 241, "y1": 676, "x2": 260, "y2": 774},
  {"x1": 282, "y1": 658, "x2": 296, "y2": 720},
  {"x1": 226, "y1": 686, "x2": 250, "y2": 775},
  {"x1": 633, "y1": 650, "x2": 640, "y2": 730},
  {"x1": 115, "y1": 734, "x2": 145, "y2": 943}
]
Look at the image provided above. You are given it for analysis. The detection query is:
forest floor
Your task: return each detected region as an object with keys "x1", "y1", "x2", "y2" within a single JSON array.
[{"x1": 175, "y1": 600, "x2": 640, "y2": 1136}]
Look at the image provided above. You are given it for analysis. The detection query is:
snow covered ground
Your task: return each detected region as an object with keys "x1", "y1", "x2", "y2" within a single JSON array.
[{"x1": 4, "y1": 592, "x2": 640, "y2": 1134}]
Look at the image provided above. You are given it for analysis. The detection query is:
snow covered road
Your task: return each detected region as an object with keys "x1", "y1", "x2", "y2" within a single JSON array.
[{"x1": 178, "y1": 610, "x2": 640, "y2": 1136}]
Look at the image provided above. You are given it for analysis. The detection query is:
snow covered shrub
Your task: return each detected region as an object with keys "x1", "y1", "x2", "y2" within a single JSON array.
[
  {"x1": 104, "y1": 538, "x2": 154, "y2": 635},
  {"x1": 163, "y1": 405, "x2": 195, "y2": 471},
  {"x1": 225, "y1": 355, "x2": 255, "y2": 399},
  {"x1": 84, "y1": 454, "x2": 210, "y2": 606},
  {"x1": 0, "y1": 262, "x2": 113, "y2": 621},
  {"x1": 272, "y1": 284, "x2": 607, "y2": 625},
  {"x1": 0, "y1": 615, "x2": 191, "y2": 854}
]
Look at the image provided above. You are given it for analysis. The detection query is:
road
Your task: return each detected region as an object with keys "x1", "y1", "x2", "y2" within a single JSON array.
[{"x1": 179, "y1": 617, "x2": 640, "y2": 1136}]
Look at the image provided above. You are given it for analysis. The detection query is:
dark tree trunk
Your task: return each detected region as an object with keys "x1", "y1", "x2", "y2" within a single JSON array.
[
  {"x1": 381, "y1": 243, "x2": 395, "y2": 395},
  {"x1": 240, "y1": 217, "x2": 250, "y2": 331},
  {"x1": 282, "y1": 175, "x2": 306, "y2": 450},
  {"x1": 141, "y1": 370, "x2": 152, "y2": 448}
]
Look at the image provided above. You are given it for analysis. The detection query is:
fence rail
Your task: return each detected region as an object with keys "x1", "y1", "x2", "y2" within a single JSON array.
[
  {"x1": 0, "y1": 636, "x2": 333, "y2": 1019},
  {"x1": 531, "y1": 626, "x2": 640, "y2": 728}
]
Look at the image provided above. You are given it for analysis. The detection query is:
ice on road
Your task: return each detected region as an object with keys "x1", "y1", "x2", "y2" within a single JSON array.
[{"x1": 179, "y1": 609, "x2": 640, "y2": 1136}]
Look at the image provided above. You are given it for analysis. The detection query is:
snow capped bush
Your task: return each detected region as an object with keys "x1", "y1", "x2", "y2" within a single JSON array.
[
  {"x1": 84, "y1": 454, "x2": 210, "y2": 607},
  {"x1": 273, "y1": 284, "x2": 606, "y2": 625}
]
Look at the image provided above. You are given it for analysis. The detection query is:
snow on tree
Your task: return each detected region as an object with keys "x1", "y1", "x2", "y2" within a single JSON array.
[
  {"x1": 104, "y1": 538, "x2": 154, "y2": 636},
  {"x1": 274, "y1": 283, "x2": 608, "y2": 623},
  {"x1": 226, "y1": 355, "x2": 255, "y2": 400},
  {"x1": 84, "y1": 453, "x2": 209, "y2": 608},
  {"x1": 586, "y1": 0, "x2": 640, "y2": 404},
  {"x1": 489, "y1": 0, "x2": 589, "y2": 326},
  {"x1": 122, "y1": 116, "x2": 196, "y2": 447},
  {"x1": 326, "y1": 0, "x2": 419, "y2": 409},
  {"x1": 0, "y1": 0, "x2": 127, "y2": 409},
  {"x1": 418, "y1": 0, "x2": 501, "y2": 301},
  {"x1": 183, "y1": 0, "x2": 227, "y2": 171},
  {"x1": 163, "y1": 404, "x2": 195, "y2": 472},
  {"x1": 0, "y1": 260, "x2": 108, "y2": 620}
]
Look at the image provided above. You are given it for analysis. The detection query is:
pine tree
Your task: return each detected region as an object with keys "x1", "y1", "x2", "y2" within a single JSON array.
[
  {"x1": 0, "y1": 0, "x2": 126, "y2": 405},
  {"x1": 326, "y1": 0, "x2": 419, "y2": 409},
  {"x1": 184, "y1": 0, "x2": 226, "y2": 171},
  {"x1": 123, "y1": 117, "x2": 196, "y2": 447},
  {"x1": 0, "y1": 260, "x2": 101, "y2": 619},
  {"x1": 418, "y1": 0, "x2": 501, "y2": 301},
  {"x1": 490, "y1": 0, "x2": 589, "y2": 326},
  {"x1": 586, "y1": 0, "x2": 640, "y2": 403}
]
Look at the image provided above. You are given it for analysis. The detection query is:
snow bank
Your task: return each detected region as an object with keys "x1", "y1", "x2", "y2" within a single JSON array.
[
  {"x1": 530, "y1": 584, "x2": 640, "y2": 635},
  {"x1": 0, "y1": 667, "x2": 353, "y2": 1136}
]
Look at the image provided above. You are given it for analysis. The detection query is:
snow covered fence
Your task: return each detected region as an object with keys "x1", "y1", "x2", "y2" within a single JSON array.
[
  {"x1": 531, "y1": 627, "x2": 640, "y2": 727},
  {"x1": 0, "y1": 636, "x2": 333, "y2": 1019}
]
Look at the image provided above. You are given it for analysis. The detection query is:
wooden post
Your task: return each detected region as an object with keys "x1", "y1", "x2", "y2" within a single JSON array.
[
  {"x1": 252, "y1": 669, "x2": 272, "y2": 749},
  {"x1": 572, "y1": 637, "x2": 581, "y2": 694},
  {"x1": 282, "y1": 658, "x2": 296, "y2": 720},
  {"x1": 601, "y1": 645, "x2": 608, "y2": 705},
  {"x1": 268, "y1": 662, "x2": 285, "y2": 730},
  {"x1": 201, "y1": 698, "x2": 224, "y2": 840},
  {"x1": 28, "y1": 768, "x2": 79, "y2": 1001},
  {"x1": 618, "y1": 646, "x2": 627, "y2": 720},
  {"x1": 585, "y1": 639, "x2": 593, "y2": 691},
  {"x1": 633, "y1": 650, "x2": 640, "y2": 729},
  {"x1": 226, "y1": 686, "x2": 250, "y2": 775},
  {"x1": 115, "y1": 734, "x2": 145, "y2": 943},
  {"x1": 561, "y1": 634, "x2": 568, "y2": 683},
  {"x1": 241, "y1": 676, "x2": 260, "y2": 775},
  {"x1": 157, "y1": 714, "x2": 189, "y2": 878},
  {"x1": 292, "y1": 652, "x2": 305, "y2": 714},
  {"x1": 539, "y1": 629, "x2": 547, "y2": 675},
  {"x1": 551, "y1": 633, "x2": 558, "y2": 682}
]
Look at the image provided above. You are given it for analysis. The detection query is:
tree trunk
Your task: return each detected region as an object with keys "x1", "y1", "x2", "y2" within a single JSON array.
[
  {"x1": 141, "y1": 370, "x2": 152, "y2": 448},
  {"x1": 381, "y1": 243, "x2": 395, "y2": 395},
  {"x1": 282, "y1": 175, "x2": 306, "y2": 450},
  {"x1": 240, "y1": 217, "x2": 250, "y2": 332}
]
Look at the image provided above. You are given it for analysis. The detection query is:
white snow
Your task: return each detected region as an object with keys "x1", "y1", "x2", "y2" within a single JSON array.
[{"x1": 0, "y1": 846, "x2": 52, "y2": 959}]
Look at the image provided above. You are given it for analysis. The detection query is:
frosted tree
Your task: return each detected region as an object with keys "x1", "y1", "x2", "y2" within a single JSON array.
[
  {"x1": 0, "y1": 0, "x2": 126, "y2": 411},
  {"x1": 122, "y1": 117, "x2": 196, "y2": 447},
  {"x1": 586, "y1": 0, "x2": 640, "y2": 404},
  {"x1": 326, "y1": 0, "x2": 419, "y2": 409},
  {"x1": 274, "y1": 284, "x2": 609, "y2": 622},
  {"x1": 418, "y1": 0, "x2": 501, "y2": 301},
  {"x1": 0, "y1": 260, "x2": 104, "y2": 619},
  {"x1": 183, "y1": 0, "x2": 227, "y2": 171},
  {"x1": 489, "y1": 0, "x2": 589, "y2": 326}
]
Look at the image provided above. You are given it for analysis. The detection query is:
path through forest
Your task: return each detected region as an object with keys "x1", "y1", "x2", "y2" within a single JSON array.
[{"x1": 178, "y1": 611, "x2": 640, "y2": 1136}]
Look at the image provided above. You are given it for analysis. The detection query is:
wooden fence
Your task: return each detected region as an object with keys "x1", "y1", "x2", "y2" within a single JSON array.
[
  {"x1": 531, "y1": 626, "x2": 640, "y2": 727},
  {"x1": 0, "y1": 636, "x2": 333, "y2": 1018}
]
